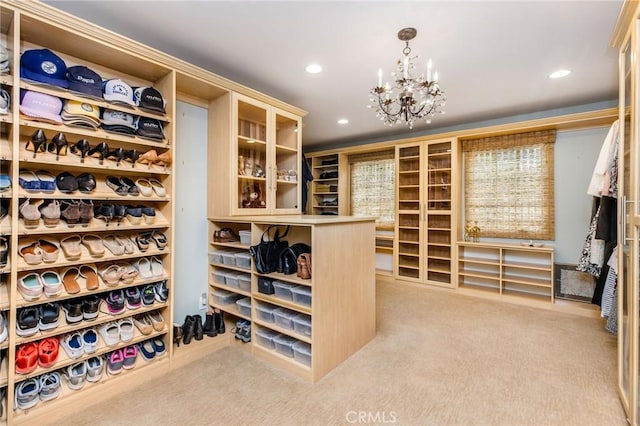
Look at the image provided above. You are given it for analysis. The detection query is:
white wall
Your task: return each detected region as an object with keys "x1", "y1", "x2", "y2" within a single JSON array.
[
  {"x1": 554, "y1": 127, "x2": 610, "y2": 264},
  {"x1": 173, "y1": 101, "x2": 209, "y2": 323}
]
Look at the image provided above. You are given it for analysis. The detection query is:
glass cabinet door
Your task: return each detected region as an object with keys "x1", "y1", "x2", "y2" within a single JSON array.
[
  {"x1": 273, "y1": 110, "x2": 301, "y2": 213},
  {"x1": 236, "y1": 97, "x2": 268, "y2": 212}
]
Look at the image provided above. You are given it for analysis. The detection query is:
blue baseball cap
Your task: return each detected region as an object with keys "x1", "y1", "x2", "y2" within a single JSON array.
[
  {"x1": 20, "y1": 48, "x2": 69, "y2": 89},
  {"x1": 66, "y1": 65, "x2": 103, "y2": 98}
]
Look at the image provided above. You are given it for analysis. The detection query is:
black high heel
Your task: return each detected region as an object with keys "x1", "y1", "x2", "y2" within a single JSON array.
[
  {"x1": 26, "y1": 129, "x2": 47, "y2": 158},
  {"x1": 70, "y1": 139, "x2": 91, "y2": 163},
  {"x1": 47, "y1": 133, "x2": 68, "y2": 160},
  {"x1": 94, "y1": 203, "x2": 114, "y2": 225},
  {"x1": 106, "y1": 147, "x2": 125, "y2": 166},
  {"x1": 88, "y1": 142, "x2": 109, "y2": 165},
  {"x1": 123, "y1": 149, "x2": 139, "y2": 168}
]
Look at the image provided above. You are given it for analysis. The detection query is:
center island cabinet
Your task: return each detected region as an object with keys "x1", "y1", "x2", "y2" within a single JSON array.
[{"x1": 208, "y1": 215, "x2": 376, "y2": 382}]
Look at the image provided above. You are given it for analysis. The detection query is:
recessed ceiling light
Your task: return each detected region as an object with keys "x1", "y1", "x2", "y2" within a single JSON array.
[
  {"x1": 305, "y1": 64, "x2": 322, "y2": 74},
  {"x1": 549, "y1": 69, "x2": 571, "y2": 79},
  {"x1": 337, "y1": 119, "x2": 349, "y2": 125}
]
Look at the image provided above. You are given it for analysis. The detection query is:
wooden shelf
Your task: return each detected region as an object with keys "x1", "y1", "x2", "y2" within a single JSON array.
[
  {"x1": 253, "y1": 318, "x2": 311, "y2": 344},
  {"x1": 18, "y1": 218, "x2": 169, "y2": 236},
  {"x1": 209, "y1": 282, "x2": 251, "y2": 298}
]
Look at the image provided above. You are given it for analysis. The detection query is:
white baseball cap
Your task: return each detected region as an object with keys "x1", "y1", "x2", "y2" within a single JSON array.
[{"x1": 102, "y1": 78, "x2": 135, "y2": 106}]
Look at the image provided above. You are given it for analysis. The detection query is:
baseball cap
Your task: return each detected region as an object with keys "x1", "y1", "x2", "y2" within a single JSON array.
[
  {"x1": 135, "y1": 116, "x2": 165, "y2": 140},
  {"x1": 134, "y1": 86, "x2": 166, "y2": 114},
  {"x1": 102, "y1": 78, "x2": 135, "y2": 106},
  {"x1": 20, "y1": 48, "x2": 69, "y2": 88},
  {"x1": 0, "y1": 45, "x2": 9, "y2": 74},
  {"x1": 101, "y1": 108, "x2": 136, "y2": 135},
  {"x1": 66, "y1": 65, "x2": 103, "y2": 99},
  {"x1": 0, "y1": 88, "x2": 9, "y2": 115},
  {"x1": 61, "y1": 100, "x2": 100, "y2": 129},
  {"x1": 19, "y1": 90, "x2": 63, "y2": 124}
]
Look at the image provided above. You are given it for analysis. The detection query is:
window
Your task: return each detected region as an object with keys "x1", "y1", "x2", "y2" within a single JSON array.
[
  {"x1": 462, "y1": 130, "x2": 556, "y2": 240},
  {"x1": 349, "y1": 150, "x2": 395, "y2": 228}
]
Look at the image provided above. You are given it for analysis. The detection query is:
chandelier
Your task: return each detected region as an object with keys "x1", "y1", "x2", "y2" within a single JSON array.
[{"x1": 369, "y1": 27, "x2": 446, "y2": 128}]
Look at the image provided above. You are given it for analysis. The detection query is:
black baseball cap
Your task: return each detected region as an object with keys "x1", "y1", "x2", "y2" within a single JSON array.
[
  {"x1": 135, "y1": 116, "x2": 165, "y2": 140},
  {"x1": 66, "y1": 65, "x2": 103, "y2": 99},
  {"x1": 134, "y1": 86, "x2": 166, "y2": 114}
]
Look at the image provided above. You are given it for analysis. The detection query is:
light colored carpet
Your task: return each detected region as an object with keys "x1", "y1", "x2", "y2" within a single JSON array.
[{"x1": 54, "y1": 278, "x2": 625, "y2": 426}]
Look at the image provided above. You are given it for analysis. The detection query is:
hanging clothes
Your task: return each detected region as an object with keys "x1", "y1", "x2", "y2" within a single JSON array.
[
  {"x1": 605, "y1": 288, "x2": 618, "y2": 334},
  {"x1": 577, "y1": 200, "x2": 602, "y2": 277},
  {"x1": 600, "y1": 248, "x2": 618, "y2": 318},
  {"x1": 301, "y1": 153, "x2": 314, "y2": 213},
  {"x1": 587, "y1": 120, "x2": 619, "y2": 197}
]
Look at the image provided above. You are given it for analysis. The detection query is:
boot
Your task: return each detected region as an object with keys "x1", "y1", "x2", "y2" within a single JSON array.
[
  {"x1": 182, "y1": 315, "x2": 195, "y2": 345},
  {"x1": 203, "y1": 311, "x2": 217, "y2": 337},
  {"x1": 193, "y1": 314, "x2": 204, "y2": 341},
  {"x1": 214, "y1": 309, "x2": 225, "y2": 334},
  {"x1": 173, "y1": 323, "x2": 183, "y2": 347}
]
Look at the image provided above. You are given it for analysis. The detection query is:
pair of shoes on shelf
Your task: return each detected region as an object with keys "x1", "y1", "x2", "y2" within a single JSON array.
[
  {"x1": 136, "y1": 230, "x2": 167, "y2": 251},
  {"x1": 64, "y1": 356, "x2": 104, "y2": 390},
  {"x1": 135, "y1": 177, "x2": 166, "y2": 197},
  {"x1": 106, "y1": 176, "x2": 139, "y2": 196},
  {"x1": 55, "y1": 171, "x2": 96, "y2": 194},
  {"x1": 26, "y1": 129, "x2": 68, "y2": 160},
  {"x1": 60, "y1": 199, "x2": 94, "y2": 227},
  {"x1": 125, "y1": 205, "x2": 155, "y2": 225},
  {"x1": 233, "y1": 319, "x2": 251, "y2": 343},
  {"x1": 14, "y1": 371, "x2": 62, "y2": 410},
  {"x1": 137, "y1": 337, "x2": 166, "y2": 361},
  {"x1": 0, "y1": 236, "x2": 7, "y2": 268},
  {"x1": 203, "y1": 309, "x2": 225, "y2": 337},
  {"x1": 18, "y1": 170, "x2": 56, "y2": 193},
  {"x1": 102, "y1": 234, "x2": 136, "y2": 256},
  {"x1": 213, "y1": 227, "x2": 239, "y2": 243},
  {"x1": 99, "y1": 318, "x2": 134, "y2": 347},
  {"x1": 136, "y1": 149, "x2": 172, "y2": 170},
  {"x1": 94, "y1": 203, "x2": 127, "y2": 225},
  {"x1": 15, "y1": 338, "x2": 59, "y2": 374},
  {"x1": 106, "y1": 345, "x2": 138, "y2": 375},
  {"x1": 61, "y1": 264, "x2": 100, "y2": 294},
  {"x1": 18, "y1": 239, "x2": 60, "y2": 265},
  {"x1": 18, "y1": 271, "x2": 62, "y2": 300},
  {"x1": 98, "y1": 263, "x2": 138, "y2": 287},
  {"x1": 16, "y1": 303, "x2": 60, "y2": 337},
  {"x1": 134, "y1": 257, "x2": 164, "y2": 279},
  {"x1": 133, "y1": 310, "x2": 165, "y2": 336},
  {"x1": 59, "y1": 329, "x2": 99, "y2": 359},
  {"x1": 61, "y1": 295, "x2": 100, "y2": 325}
]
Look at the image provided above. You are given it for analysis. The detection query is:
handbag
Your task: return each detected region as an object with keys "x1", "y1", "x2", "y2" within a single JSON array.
[
  {"x1": 297, "y1": 253, "x2": 312, "y2": 279},
  {"x1": 258, "y1": 277, "x2": 275, "y2": 295},
  {"x1": 249, "y1": 225, "x2": 289, "y2": 274},
  {"x1": 278, "y1": 243, "x2": 311, "y2": 275}
]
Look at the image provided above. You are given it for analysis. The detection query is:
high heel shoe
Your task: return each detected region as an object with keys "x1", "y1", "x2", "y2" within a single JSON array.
[
  {"x1": 113, "y1": 204, "x2": 127, "y2": 224},
  {"x1": 47, "y1": 133, "x2": 68, "y2": 160},
  {"x1": 26, "y1": 129, "x2": 47, "y2": 158},
  {"x1": 70, "y1": 139, "x2": 91, "y2": 163},
  {"x1": 136, "y1": 149, "x2": 157, "y2": 169},
  {"x1": 78, "y1": 200, "x2": 94, "y2": 226},
  {"x1": 106, "y1": 147, "x2": 125, "y2": 166},
  {"x1": 123, "y1": 149, "x2": 139, "y2": 168},
  {"x1": 94, "y1": 204, "x2": 114, "y2": 225},
  {"x1": 173, "y1": 323, "x2": 183, "y2": 347},
  {"x1": 154, "y1": 151, "x2": 172, "y2": 170},
  {"x1": 19, "y1": 199, "x2": 43, "y2": 229},
  {"x1": 88, "y1": 142, "x2": 109, "y2": 165}
]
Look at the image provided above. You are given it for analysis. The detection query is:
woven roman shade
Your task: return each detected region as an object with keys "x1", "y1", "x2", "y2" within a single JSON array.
[
  {"x1": 463, "y1": 130, "x2": 556, "y2": 240},
  {"x1": 349, "y1": 150, "x2": 395, "y2": 228}
]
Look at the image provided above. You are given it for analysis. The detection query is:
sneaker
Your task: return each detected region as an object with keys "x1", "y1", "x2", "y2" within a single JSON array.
[
  {"x1": 61, "y1": 300, "x2": 83, "y2": 324},
  {"x1": 38, "y1": 372, "x2": 61, "y2": 401},
  {"x1": 104, "y1": 290, "x2": 125, "y2": 315},
  {"x1": 107, "y1": 349, "x2": 124, "y2": 375},
  {"x1": 15, "y1": 378, "x2": 40, "y2": 410},
  {"x1": 141, "y1": 285, "x2": 156, "y2": 306},
  {"x1": 122, "y1": 345, "x2": 137, "y2": 369},
  {"x1": 138, "y1": 340, "x2": 155, "y2": 361},
  {"x1": 154, "y1": 280, "x2": 168, "y2": 303},
  {"x1": 151, "y1": 337, "x2": 166, "y2": 356},
  {"x1": 38, "y1": 302, "x2": 60, "y2": 331},
  {"x1": 82, "y1": 295, "x2": 100, "y2": 320},
  {"x1": 82, "y1": 329, "x2": 98, "y2": 354},
  {"x1": 124, "y1": 287, "x2": 142, "y2": 309},
  {"x1": 65, "y1": 361, "x2": 86, "y2": 390},
  {"x1": 0, "y1": 312, "x2": 7, "y2": 343},
  {"x1": 86, "y1": 356, "x2": 104, "y2": 382},
  {"x1": 99, "y1": 322, "x2": 120, "y2": 347},
  {"x1": 16, "y1": 307, "x2": 39, "y2": 337},
  {"x1": 118, "y1": 318, "x2": 134, "y2": 342},
  {"x1": 60, "y1": 332, "x2": 84, "y2": 359}
]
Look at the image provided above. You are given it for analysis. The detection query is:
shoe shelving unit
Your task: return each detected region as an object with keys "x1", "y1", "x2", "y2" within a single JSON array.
[
  {"x1": 209, "y1": 215, "x2": 376, "y2": 382},
  {"x1": 457, "y1": 242, "x2": 554, "y2": 302},
  {"x1": 307, "y1": 153, "x2": 347, "y2": 216},
  {"x1": 395, "y1": 139, "x2": 457, "y2": 288}
]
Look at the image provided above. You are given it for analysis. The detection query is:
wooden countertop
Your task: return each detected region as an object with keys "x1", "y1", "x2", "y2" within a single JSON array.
[{"x1": 209, "y1": 215, "x2": 376, "y2": 225}]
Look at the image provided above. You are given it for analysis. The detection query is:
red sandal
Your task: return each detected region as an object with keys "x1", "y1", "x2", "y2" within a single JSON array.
[
  {"x1": 15, "y1": 342, "x2": 39, "y2": 374},
  {"x1": 38, "y1": 337, "x2": 60, "y2": 368}
]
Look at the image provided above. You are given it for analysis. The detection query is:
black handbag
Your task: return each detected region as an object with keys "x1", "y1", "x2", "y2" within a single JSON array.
[
  {"x1": 249, "y1": 226, "x2": 289, "y2": 274},
  {"x1": 278, "y1": 243, "x2": 311, "y2": 275},
  {"x1": 258, "y1": 277, "x2": 275, "y2": 295}
]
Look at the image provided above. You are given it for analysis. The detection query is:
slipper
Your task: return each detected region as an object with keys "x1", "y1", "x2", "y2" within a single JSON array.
[
  {"x1": 102, "y1": 235, "x2": 125, "y2": 256},
  {"x1": 106, "y1": 176, "x2": 129, "y2": 196},
  {"x1": 79, "y1": 264, "x2": 100, "y2": 291},
  {"x1": 119, "y1": 318, "x2": 134, "y2": 342},
  {"x1": 60, "y1": 235, "x2": 82, "y2": 260},
  {"x1": 99, "y1": 265, "x2": 122, "y2": 287},
  {"x1": 81, "y1": 234, "x2": 105, "y2": 258},
  {"x1": 15, "y1": 342, "x2": 39, "y2": 374},
  {"x1": 18, "y1": 170, "x2": 41, "y2": 193},
  {"x1": 148, "y1": 178, "x2": 166, "y2": 197},
  {"x1": 135, "y1": 178, "x2": 153, "y2": 197},
  {"x1": 61, "y1": 267, "x2": 81, "y2": 294},
  {"x1": 135, "y1": 258, "x2": 152, "y2": 279},
  {"x1": 37, "y1": 337, "x2": 60, "y2": 368},
  {"x1": 18, "y1": 240, "x2": 43, "y2": 265},
  {"x1": 99, "y1": 322, "x2": 121, "y2": 346},
  {"x1": 37, "y1": 238, "x2": 60, "y2": 263},
  {"x1": 117, "y1": 263, "x2": 138, "y2": 284},
  {"x1": 55, "y1": 171, "x2": 78, "y2": 194},
  {"x1": 18, "y1": 272, "x2": 43, "y2": 301},
  {"x1": 150, "y1": 256, "x2": 164, "y2": 277},
  {"x1": 76, "y1": 172, "x2": 96, "y2": 193},
  {"x1": 36, "y1": 170, "x2": 57, "y2": 193}
]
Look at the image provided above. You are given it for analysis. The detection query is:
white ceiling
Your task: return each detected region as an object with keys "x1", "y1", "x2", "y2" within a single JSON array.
[{"x1": 44, "y1": 0, "x2": 623, "y2": 150}]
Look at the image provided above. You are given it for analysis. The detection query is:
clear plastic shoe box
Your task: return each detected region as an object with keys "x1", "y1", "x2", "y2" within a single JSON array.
[
  {"x1": 255, "y1": 327, "x2": 280, "y2": 350},
  {"x1": 236, "y1": 297, "x2": 251, "y2": 317},
  {"x1": 291, "y1": 285, "x2": 312, "y2": 307},
  {"x1": 212, "y1": 289, "x2": 239, "y2": 305},
  {"x1": 255, "y1": 303, "x2": 277, "y2": 323},
  {"x1": 273, "y1": 281, "x2": 296, "y2": 301},
  {"x1": 292, "y1": 313, "x2": 312, "y2": 337},
  {"x1": 235, "y1": 252, "x2": 251, "y2": 269},
  {"x1": 273, "y1": 308, "x2": 297, "y2": 330},
  {"x1": 237, "y1": 273, "x2": 251, "y2": 292},
  {"x1": 292, "y1": 341, "x2": 311, "y2": 367},
  {"x1": 273, "y1": 334, "x2": 297, "y2": 358}
]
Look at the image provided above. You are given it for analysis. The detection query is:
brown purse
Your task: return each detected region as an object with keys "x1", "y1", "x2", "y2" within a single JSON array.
[{"x1": 297, "y1": 253, "x2": 312, "y2": 279}]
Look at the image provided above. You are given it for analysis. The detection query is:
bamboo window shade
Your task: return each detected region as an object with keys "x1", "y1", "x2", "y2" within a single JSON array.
[
  {"x1": 463, "y1": 130, "x2": 556, "y2": 240},
  {"x1": 349, "y1": 150, "x2": 395, "y2": 228}
]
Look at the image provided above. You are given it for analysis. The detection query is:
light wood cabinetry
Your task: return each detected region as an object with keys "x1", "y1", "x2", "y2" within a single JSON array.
[
  {"x1": 209, "y1": 215, "x2": 376, "y2": 382},
  {"x1": 395, "y1": 139, "x2": 456, "y2": 287},
  {"x1": 457, "y1": 242, "x2": 554, "y2": 302},
  {"x1": 308, "y1": 153, "x2": 347, "y2": 216}
]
